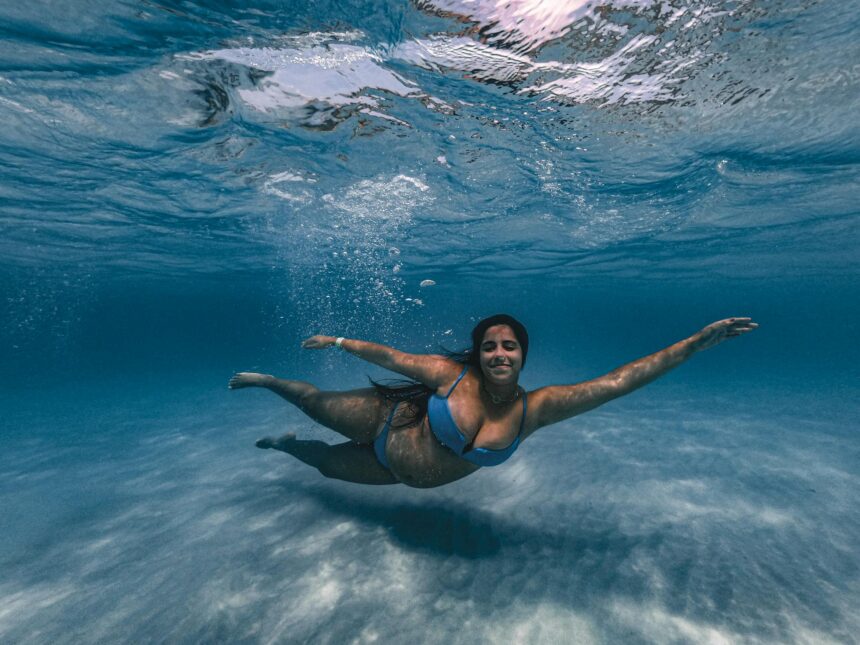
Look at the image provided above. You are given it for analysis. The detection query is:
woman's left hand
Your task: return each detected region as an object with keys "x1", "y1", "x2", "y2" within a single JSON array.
[
  {"x1": 692, "y1": 317, "x2": 759, "y2": 352},
  {"x1": 301, "y1": 335, "x2": 336, "y2": 349}
]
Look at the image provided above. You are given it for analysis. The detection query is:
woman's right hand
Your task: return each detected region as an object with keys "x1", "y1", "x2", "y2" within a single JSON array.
[
  {"x1": 691, "y1": 317, "x2": 758, "y2": 352},
  {"x1": 301, "y1": 335, "x2": 336, "y2": 349}
]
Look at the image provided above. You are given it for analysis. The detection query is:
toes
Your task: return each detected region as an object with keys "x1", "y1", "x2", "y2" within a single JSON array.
[{"x1": 228, "y1": 373, "x2": 252, "y2": 389}]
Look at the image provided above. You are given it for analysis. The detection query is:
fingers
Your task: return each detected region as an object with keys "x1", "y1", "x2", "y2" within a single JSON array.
[
  {"x1": 732, "y1": 322, "x2": 758, "y2": 330},
  {"x1": 702, "y1": 318, "x2": 757, "y2": 344},
  {"x1": 726, "y1": 321, "x2": 758, "y2": 336},
  {"x1": 723, "y1": 318, "x2": 758, "y2": 329}
]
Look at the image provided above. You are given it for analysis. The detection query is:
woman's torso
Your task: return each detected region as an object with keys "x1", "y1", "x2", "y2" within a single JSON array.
[{"x1": 383, "y1": 368, "x2": 528, "y2": 488}]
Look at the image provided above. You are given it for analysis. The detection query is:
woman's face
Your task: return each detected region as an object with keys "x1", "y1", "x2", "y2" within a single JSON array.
[{"x1": 479, "y1": 324, "x2": 523, "y2": 385}]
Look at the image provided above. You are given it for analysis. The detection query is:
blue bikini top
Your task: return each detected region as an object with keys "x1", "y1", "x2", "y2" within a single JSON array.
[{"x1": 427, "y1": 366, "x2": 527, "y2": 467}]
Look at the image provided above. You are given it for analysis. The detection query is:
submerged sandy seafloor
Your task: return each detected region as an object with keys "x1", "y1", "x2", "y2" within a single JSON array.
[{"x1": 2, "y1": 375, "x2": 856, "y2": 644}]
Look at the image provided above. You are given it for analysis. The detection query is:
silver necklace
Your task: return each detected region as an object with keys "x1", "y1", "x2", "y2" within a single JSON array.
[{"x1": 482, "y1": 381, "x2": 520, "y2": 404}]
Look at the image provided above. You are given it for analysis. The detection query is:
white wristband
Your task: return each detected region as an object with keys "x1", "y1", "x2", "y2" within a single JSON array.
[{"x1": 334, "y1": 337, "x2": 345, "y2": 349}]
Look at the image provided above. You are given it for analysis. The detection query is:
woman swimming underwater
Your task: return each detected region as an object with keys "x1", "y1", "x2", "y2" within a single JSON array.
[{"x1": 229, "y1": 314, "x2": 757, "y2": 488}]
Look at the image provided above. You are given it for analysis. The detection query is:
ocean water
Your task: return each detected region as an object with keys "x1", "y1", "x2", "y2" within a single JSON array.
[{"x1": 1, "y1": 0, "x2": 858, "y2": 643}]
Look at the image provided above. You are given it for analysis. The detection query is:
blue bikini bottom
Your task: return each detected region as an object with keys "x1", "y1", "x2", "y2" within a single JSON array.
[{"x1": 373, "y1": 402, "x2": 398, "y2": 470}]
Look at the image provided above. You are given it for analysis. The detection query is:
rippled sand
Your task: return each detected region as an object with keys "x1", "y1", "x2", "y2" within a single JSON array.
[{"x1": 2, "y1": 381, "x2": 856, "y2": 643}]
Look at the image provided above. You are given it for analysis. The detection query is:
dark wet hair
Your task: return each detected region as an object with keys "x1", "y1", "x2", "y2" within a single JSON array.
[{"x1": 371, "y1": 314, "x2": 529, "y2": 427}]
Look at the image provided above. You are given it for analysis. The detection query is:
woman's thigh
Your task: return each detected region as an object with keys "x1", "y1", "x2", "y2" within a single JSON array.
[{"x1": 302, "y1": 387, "x2": 390, "y2": 444}]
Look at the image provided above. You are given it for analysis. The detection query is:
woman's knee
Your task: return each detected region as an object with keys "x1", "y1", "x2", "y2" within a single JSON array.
[{"x1": 296, "y1": 388, "x2": 323, "y2": 412}]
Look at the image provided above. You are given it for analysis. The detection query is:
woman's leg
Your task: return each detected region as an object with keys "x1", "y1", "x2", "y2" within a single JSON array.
[
  {"x1": 256, "y1": 434, "x2": 398, "y2": 485},
  {"x1": 229, "y1": 372, "x2": 387, "y2": 444}
]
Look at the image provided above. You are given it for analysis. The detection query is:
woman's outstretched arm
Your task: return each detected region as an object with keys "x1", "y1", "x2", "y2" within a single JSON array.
[
  {"x1": 527, "y1": 318, "x2": 758, "y2": 432},
  {"x1": 301, "y1": 335, "x2": 460, "y2": 389}
]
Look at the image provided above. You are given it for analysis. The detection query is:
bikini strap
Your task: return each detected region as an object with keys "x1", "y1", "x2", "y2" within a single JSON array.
[
  {"x1": 385, "y1": 401, "x2": 399, "y2": 425},
  {"x1": 444, "y1": 366, "x2": 469, "y2": 398},
  {"x1": 518, "y1": 390, "x2": 528, "y2": 435}
]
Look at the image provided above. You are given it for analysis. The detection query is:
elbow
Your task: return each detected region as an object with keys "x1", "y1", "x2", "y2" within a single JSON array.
[{"x1": 600, "y1": 374, "x2": 631, "y2": 400}]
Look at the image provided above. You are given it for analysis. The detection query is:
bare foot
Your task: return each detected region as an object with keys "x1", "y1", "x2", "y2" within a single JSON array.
[
  {"x1": 256, "y1": 433, "x2": 297, "y2": 451},
  {"x1": 228, "y1": 372, "x2": 270, "y2": 390}
]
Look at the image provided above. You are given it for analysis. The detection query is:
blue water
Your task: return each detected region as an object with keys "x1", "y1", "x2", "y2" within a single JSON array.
[{"x1": 1, "y1": 0, "x2": 858, "y2": 642}]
